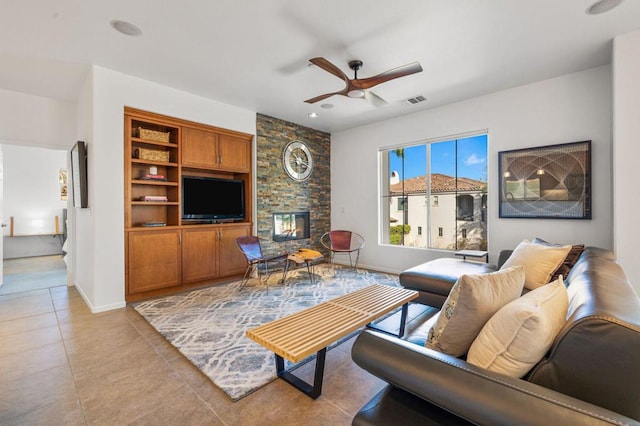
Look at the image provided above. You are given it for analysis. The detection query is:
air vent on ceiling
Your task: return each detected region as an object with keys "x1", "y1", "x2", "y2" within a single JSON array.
[{"x1": 405, "y1": 95, "x2": 427, "y2": 105}]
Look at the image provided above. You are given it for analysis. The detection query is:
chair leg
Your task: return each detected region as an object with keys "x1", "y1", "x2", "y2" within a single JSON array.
[
  {"x1": 329, "y1": 252, "x2": 336, "y2": 274},
  {"x1": 280, "y1": 260, "x2": 290, "y2": 285},
  {"x1": 263, "y1": 262, "x2": 270, "y2": 294},
  {"x1": 354, "y1": 249, "x2": 360, "y2": 272},
  {"x1": 239, "y1": 264, "x2": 253, "y2": 290}
]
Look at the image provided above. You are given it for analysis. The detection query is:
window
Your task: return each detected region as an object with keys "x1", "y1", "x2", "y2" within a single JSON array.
[
  {"x1": 381, "y1": 134, "x2": 488, "y2": 250},
  {"x1": 456, "y1": 195, "x2": 474, "y2": 221},
  {"x1": 397, "y1": 197, "x2": 407, "y2": 211}
]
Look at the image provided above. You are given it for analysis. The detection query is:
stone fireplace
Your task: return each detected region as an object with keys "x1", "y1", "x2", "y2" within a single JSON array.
[{"x1": 256, "y1": 114, "x2": 330, "y2": 254}]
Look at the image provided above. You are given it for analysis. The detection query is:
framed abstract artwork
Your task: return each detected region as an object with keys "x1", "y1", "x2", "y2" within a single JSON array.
[{"x1": 499, "y1": 141, "x2": 591, "y2": 219}]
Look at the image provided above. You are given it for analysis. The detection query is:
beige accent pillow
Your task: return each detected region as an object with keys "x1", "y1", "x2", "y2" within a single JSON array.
[
  {"x1": 467, "y1": 277, "x2": 568, "y2": 378},
  {"x1": 500, "y1": 240, "x2": 571, "y2": 290},
  {"x1": 425, "y1": 266, "x2": 525, "y2": 357},
  {"x1": 532, "y1": 238, "x2": 584, "y2": 283}
]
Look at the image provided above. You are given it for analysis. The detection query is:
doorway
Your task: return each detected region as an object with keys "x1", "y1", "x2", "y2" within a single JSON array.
[{"x1": 0, "y1": 144, "x2": 69, "y2": 295}]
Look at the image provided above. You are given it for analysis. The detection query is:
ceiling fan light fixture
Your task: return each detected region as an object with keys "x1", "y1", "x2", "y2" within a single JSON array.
[
  {"x1": 586, "y1": 0, "x2": 623, "y2": 15},
  {"x1": 347, "y1": 89, "x2": 365, "y2": 98},
  {"x1": 111, "y1": 20, "x2": 143, "y2": 36}
]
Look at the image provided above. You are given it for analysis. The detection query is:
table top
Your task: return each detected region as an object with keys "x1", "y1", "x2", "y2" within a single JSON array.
[
  {"x1": 246, "y1": 284, "x2": 418, "y2": 362},
  {"x1": 287, "y1": 249, "x2": 323, "y2": 263},
  {"x1": 454, "y1": 250, "x2": 488, "y2": 257}
]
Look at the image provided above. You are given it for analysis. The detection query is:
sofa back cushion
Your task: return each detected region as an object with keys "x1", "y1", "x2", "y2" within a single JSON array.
[{"x1": 527, "y1": 247, "x2": 640, "y2": 421}]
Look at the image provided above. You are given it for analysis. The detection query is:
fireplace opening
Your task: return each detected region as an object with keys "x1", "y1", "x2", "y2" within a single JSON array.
[{"x1": 273, "y1": 212, "x2": 310, "y2": 241}]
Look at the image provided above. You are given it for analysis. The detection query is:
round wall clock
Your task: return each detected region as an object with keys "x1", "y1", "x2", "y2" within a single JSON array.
[{"x1": 282, "y1": 140, "x2": 313, "y2": 181}]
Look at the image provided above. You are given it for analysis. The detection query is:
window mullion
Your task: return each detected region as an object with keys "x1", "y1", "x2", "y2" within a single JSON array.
[{"x1": 426, "y1": 143, "x2": 431, "y2": 249}]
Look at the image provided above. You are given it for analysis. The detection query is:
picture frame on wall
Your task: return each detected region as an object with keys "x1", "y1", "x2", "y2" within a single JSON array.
[
  {"x1": 71, "y1": 141, "x2": 88, "y2": 208},
  {"x1": 498, "y1": 140, "x2": 591, "y2": 219}
]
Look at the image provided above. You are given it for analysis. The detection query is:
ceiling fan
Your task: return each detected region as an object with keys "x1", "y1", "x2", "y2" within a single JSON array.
[{"x1": 305, "y1": 57, "x2": 423, "y2": 106}]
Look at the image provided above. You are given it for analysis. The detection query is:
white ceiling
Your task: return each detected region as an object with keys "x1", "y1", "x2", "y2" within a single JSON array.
[{"x1": 1, "y1": 0, "x2": 639, "y2": 133}]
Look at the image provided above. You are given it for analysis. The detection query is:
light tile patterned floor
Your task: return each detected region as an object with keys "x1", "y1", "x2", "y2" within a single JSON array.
[{"x1": 0, "y1": 267, "x2": 390, "y2": 425}]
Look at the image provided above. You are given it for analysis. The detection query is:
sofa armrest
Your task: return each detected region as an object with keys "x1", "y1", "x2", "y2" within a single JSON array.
[
  {"x1": 497, "y1": 249, "x2": 513, "y2": 269},
  {"x1": 352, "y1": 330, "x2": 638, "y2": 426}
]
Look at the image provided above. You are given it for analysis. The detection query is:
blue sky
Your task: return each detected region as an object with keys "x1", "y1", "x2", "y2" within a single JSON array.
[{"x1": 390, "y1": 134, "x2": 487, "y2": 182}]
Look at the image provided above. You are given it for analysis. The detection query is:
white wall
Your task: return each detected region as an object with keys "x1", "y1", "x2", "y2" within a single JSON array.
[
  {"x1": 0, "y1": 88, "x2": 75, "y2": 149},
  {"x1": 2, "y1": 144, "x2": 67, "y2": 236},
  {"x1": 70, "y1": 70, "x2": 95, "y2": 304},
  {"x1": 74, "y1": 66, "x2": 256, "y2": 312},
  {"x1": 613, "y1": 29, "x2": 640, "y2": 294},
  {"x1": 332, "y1": 65, "x2": 612, "y2": 273}
]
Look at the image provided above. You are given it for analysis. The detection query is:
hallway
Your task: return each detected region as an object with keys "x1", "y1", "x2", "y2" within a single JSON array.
[{"x1": 1, "y1": 255, "x2": 67, "y2": 295}]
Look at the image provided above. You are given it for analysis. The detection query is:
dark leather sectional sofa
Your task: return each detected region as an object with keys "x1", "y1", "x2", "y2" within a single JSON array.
[{"x1": 351, "y1": 247, "x2": 640, "y2": 425}]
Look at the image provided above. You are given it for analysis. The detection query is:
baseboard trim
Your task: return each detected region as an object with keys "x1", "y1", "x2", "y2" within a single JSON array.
[
  {"x1": 73, "y1": 281, "x2": 126, "y2": 313},
  {"x1": 329, "y1": 260, "x2": 401, "y2": 275}
]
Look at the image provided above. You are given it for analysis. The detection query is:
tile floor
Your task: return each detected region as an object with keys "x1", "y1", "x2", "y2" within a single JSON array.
[
  {"x1": 0, "y1": 284, "x2": 388, "y2": 425},
  {"x1": 1, "y1": 255, "x2": 67, "y2": 295}
]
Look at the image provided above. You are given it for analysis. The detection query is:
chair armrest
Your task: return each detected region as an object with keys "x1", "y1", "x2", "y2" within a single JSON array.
[{"x1": 352, "y1": 330, "x2": 638, "y2": 426}]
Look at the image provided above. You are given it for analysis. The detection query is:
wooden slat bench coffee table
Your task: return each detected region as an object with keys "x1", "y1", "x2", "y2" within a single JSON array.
[{"x1": 246, "y1": 284, "x2": 418, "y2": 398}]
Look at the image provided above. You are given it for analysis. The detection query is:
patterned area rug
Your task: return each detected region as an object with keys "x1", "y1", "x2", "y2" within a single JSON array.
[{"x1": 133, "y1": 264, "x2": 399, "y2": 401}]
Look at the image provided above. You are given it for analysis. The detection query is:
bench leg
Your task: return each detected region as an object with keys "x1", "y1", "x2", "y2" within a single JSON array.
[
  {"x1": 366, "y1": 302, "x2": 410, "y2": 337},
  {"x1": 275, "y1": 348, "x2": 326, "y2": 399}
]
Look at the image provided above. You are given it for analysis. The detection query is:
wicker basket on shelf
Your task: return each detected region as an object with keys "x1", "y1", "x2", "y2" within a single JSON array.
[
  {"x1": 133, "y1": 147, "x2": 170, "y2": 162},
  {"x1": 135, "y1": 127, "x2": 171, "y2": 143}
]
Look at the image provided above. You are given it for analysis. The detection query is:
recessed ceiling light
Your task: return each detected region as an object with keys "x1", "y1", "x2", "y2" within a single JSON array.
[
  {"x1": 320, "y1": 103, "x2": 334, "y2": 109},
  {"x1": 110, "y1": 20, "x2": 143, "y2": 36},
  {"x1": 586, "y1": 0, "x2": 623, "y2": 15},
  {"x1": 308, "y1": 112, "x2": 319, "y2": 118}
]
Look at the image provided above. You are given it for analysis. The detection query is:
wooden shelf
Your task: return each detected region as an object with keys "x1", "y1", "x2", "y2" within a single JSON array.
[
  {"x1": 131, "y1": 138, "x2": 178, "y2": 148},
  {"x1": 131, "y1": 201, "x2": 180, "y2": 206},
  {"x1": 131, "y1": 158, "x2": 178, "y2": 167},
  {"x1": 131, "y1": 179, "x2": 178, "y2": 186}
]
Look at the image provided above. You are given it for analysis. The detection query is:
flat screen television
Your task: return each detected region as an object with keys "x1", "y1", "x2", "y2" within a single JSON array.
[{"x1": 182, "y1": 176, "x2": 245, "y2": 222}]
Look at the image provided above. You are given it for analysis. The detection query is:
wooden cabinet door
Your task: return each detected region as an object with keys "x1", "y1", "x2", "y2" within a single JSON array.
[
  {"x1": 127, "y1": 230, "x2": 181, "y2": 294},
  {"x1": 182, "y1": 127, "x2": 218, "y2": 169},
  {"x1": 218, "y1": 134, "x2": 251, "y2": 172},
  {"x1": 218, "y1": 225, "x2": 251, "y2": 276},
  {"x1": 182, "y1": 228, "x2": 219, "y2": 283}
]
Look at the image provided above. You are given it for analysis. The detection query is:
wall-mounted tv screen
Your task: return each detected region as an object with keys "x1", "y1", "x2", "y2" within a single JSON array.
[
  {"x1": 71, "y1": 141, "x2": 88, "y2": 208},
  {"x1": 182, "y1": 176, "x2": 245, "y2": 222}
]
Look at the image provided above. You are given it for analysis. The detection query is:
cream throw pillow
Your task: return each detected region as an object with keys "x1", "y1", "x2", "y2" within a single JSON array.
[
  {"x1": 425, "y1": 266, "x2": 525, "y2": 357},
  {"x1": 500, "y1": 240, "x2": 571, "y2": 290},
  {"x1": 467, "y1": 277, "x2": 568, "y2": 378}
]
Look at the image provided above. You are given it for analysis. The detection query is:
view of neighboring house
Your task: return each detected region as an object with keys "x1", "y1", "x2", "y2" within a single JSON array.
[{"x1": 388, "y1": 173, "x2": 487, "y2": 250}]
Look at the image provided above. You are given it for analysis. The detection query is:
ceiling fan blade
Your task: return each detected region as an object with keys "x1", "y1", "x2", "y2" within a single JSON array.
[
  {"x1": 304, "y1": 91, "x2": 342, "y2": 104},
  {"x1": 363, "y1": 91, "x2": 388, "y2": 108},
  {"x1": 309, "y1": 57, "x2": 349, "y2": 82},
  {"x1": 358, "y1": 62, "x2": 423, "y2": 89}
]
